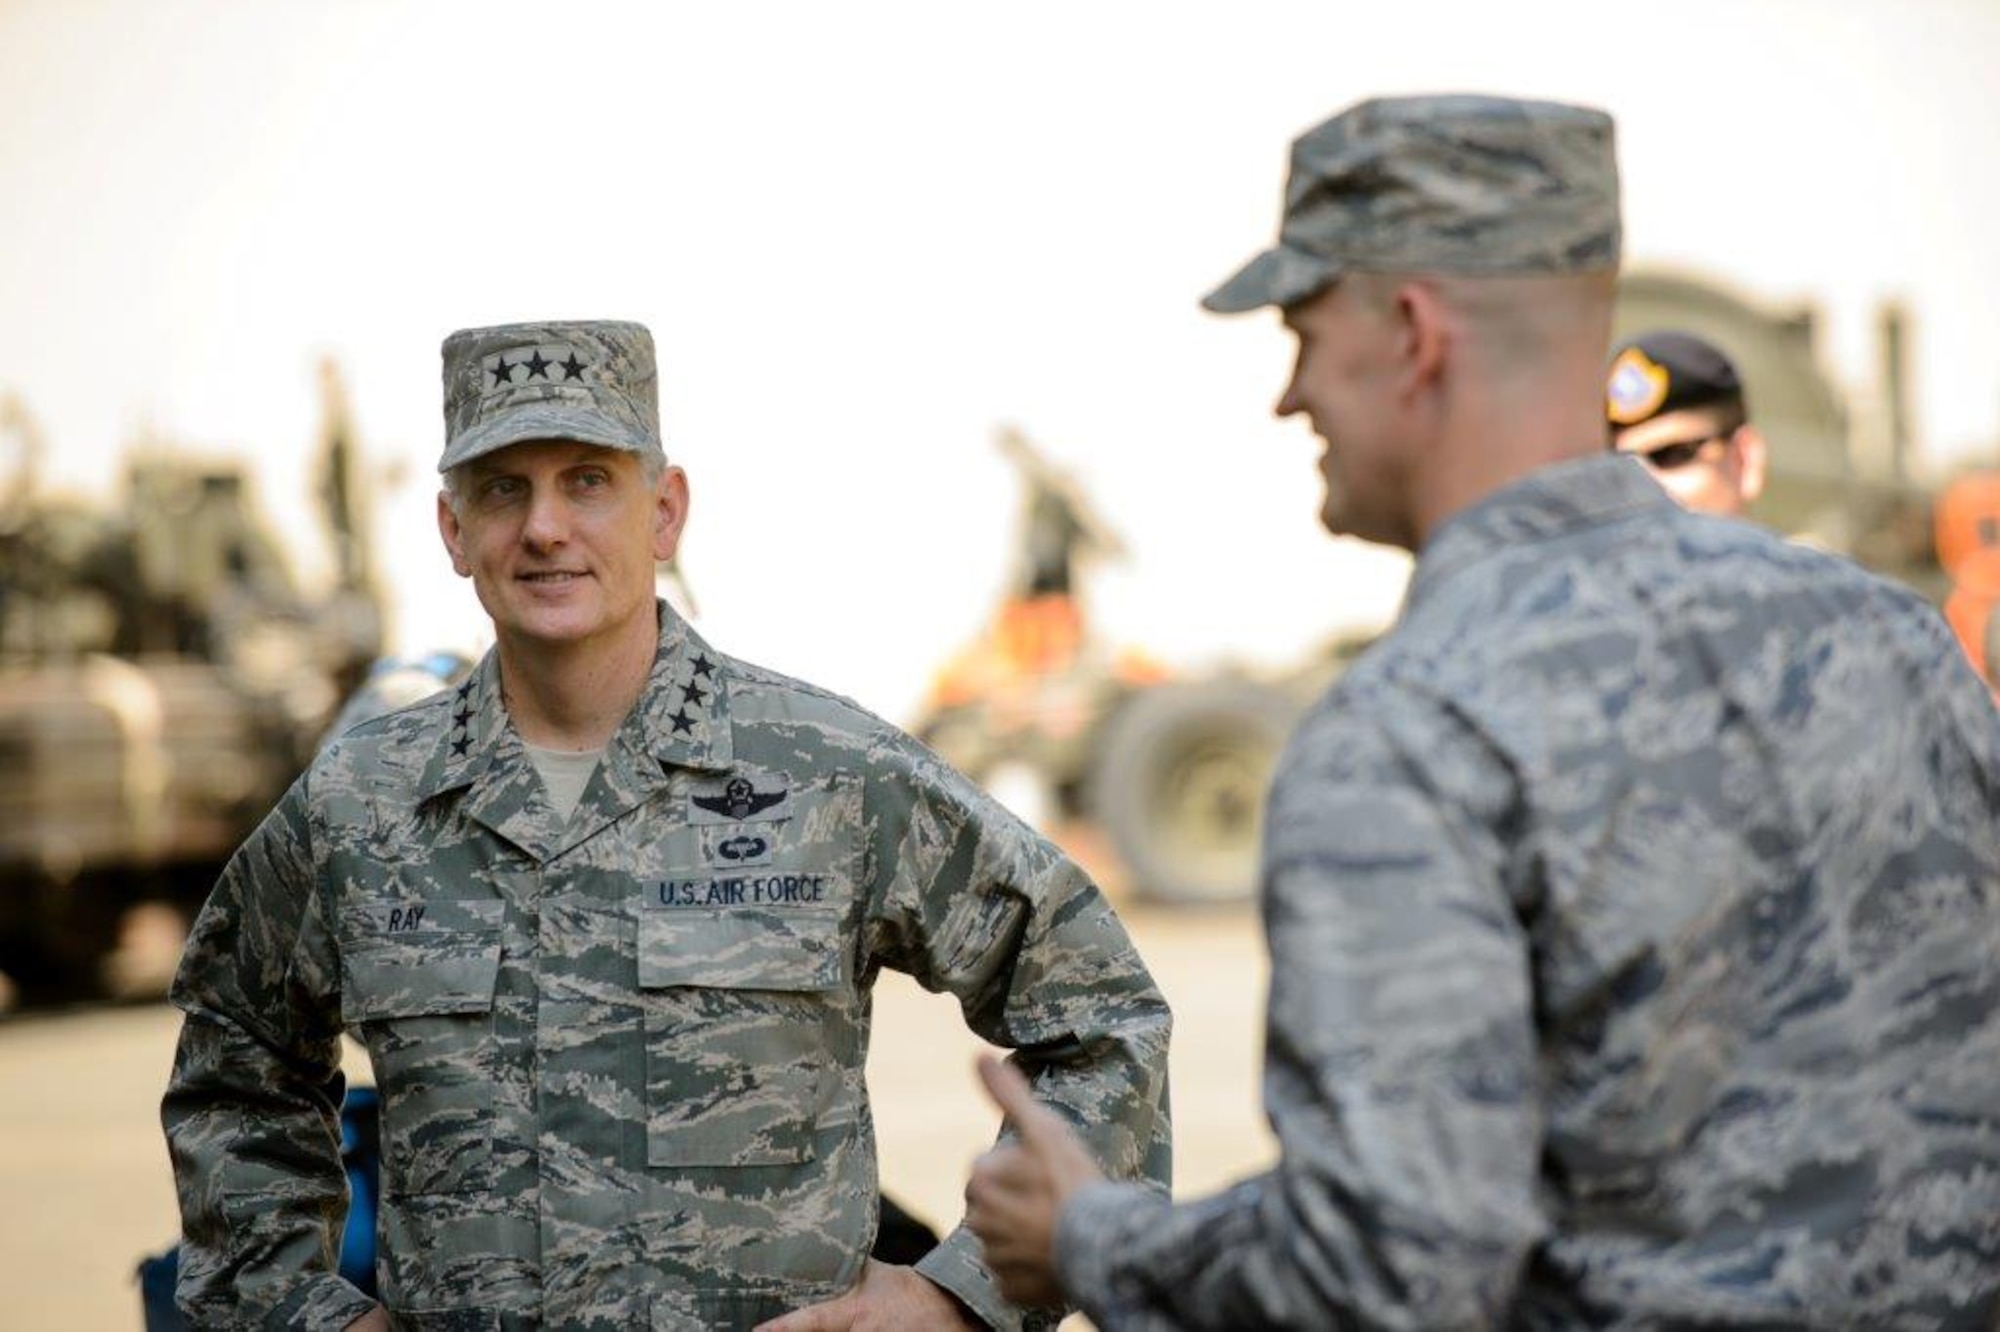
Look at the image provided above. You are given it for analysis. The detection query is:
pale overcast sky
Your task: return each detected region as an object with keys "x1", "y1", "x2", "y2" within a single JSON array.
[{"x1": 3, "y1": 0, "x2": 1996, "y2": 720}]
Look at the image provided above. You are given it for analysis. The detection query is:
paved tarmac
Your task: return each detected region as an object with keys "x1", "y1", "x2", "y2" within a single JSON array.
[{"x1": 0, "y1": 902, "x2": 1273, "y2": 1329}]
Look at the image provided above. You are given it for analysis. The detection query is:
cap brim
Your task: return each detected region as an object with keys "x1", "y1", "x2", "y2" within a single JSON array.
[
  {"x1": 438, "y1": 402, "x2": 658, "y2": 472},
  {"x1": 1201, "y1": 245, "x2": 1344, "y2": 314}
]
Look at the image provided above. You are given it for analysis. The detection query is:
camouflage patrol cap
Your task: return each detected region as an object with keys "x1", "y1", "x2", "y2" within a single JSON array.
[
  {"x1": 439, "y1": 319, "x2": 662, "y2": 471},
  {"x1": 1204, "y1": 94, "x2": 1621, "y2": 314}
]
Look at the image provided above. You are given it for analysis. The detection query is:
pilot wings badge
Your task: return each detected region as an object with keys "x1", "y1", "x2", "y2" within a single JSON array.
[{"x1": 691, "y1": 776, "x2": 787, "y2": 821}]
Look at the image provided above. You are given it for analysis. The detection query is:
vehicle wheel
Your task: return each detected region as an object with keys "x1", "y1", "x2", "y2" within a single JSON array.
[{"x1": 1086, "y1": 678, "x2": 1300, "y2": 906}]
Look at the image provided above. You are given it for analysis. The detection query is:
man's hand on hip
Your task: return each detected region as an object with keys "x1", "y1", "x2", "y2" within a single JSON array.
[
  {"x1": 964, "y1": 1053, "x2": 1104, "y2": 1309},
  {"x1": 753, "y1": 1258, "x2": 982, "y2": 1331}
]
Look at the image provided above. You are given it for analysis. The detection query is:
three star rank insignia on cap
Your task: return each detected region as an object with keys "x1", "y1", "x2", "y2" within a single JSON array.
[{"x1": 482, "y1": 345, "x2": 591, "y2": 392}]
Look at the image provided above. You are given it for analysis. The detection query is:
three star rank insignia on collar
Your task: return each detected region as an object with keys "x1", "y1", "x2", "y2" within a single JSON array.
[
  {"x1": 448, "y1": 679, "x2": 475, "y2": 757},
  {"x1": 669, "y1": 652, "x2": 715, "y2": 737}
]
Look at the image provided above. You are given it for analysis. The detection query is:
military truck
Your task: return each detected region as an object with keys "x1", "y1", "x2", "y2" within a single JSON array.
[
  {"x1": 912, "y1": 428, "x2": 1311, "y2": 906},
  {"x1": 0, "y1": 372, "x2": 383, "y2": 1003},
  {"x1": 915, "y1": 273, "x2": 1969, "y2": 907}
]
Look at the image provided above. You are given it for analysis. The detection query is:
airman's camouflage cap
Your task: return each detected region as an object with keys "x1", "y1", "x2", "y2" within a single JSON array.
[
  {"x1": 1204, "y1": 94, "x2": 1621, "y2": 314},
  {"x1": 439, "y1": 319, "x2": 662, "y2": 471}
]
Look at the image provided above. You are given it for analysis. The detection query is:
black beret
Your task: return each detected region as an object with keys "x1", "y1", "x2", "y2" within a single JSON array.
[{"x1": 1606, "y1": 330, "x2": 1746, "y2": 427}]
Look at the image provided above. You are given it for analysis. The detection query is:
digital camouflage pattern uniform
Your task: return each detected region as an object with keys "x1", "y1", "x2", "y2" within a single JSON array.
[
  {"x1": 1048, "y1": 94, "x2": 2000, "y2": 1327},
  {"x1": 1057, "y1": 456, "x2": 2000, "y2": 1328},
  {"x1": 165, "y1": 603, "x2": 1173, "y2": 1329}
]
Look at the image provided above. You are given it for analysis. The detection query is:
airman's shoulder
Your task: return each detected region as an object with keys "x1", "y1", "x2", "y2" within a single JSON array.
[
  {"x1": 716, "y1": 651, "x2": 914, "y2": 755},
  {"x1": 312, "y1": 690, "x2": 452, "y2": 789}
]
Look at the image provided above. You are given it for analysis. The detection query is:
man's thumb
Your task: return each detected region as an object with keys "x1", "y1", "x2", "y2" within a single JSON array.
[{"x1": 976, "y1": 1053, "x2": 1065, "y2": 1149}]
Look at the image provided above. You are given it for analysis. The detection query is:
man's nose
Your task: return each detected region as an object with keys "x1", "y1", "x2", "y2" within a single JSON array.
[
  {"x1": 1274, "y1": 378, "x2": 1301, "y2": 419},
  {"x1": 521, "y1": 489, "x2": 569, "y2": 548}
]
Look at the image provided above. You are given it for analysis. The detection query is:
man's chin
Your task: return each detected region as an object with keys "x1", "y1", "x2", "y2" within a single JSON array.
[
  {"x1": 1319, "y1": 504, "x2": 1405, "y2": 550},
  {"x1": 498, "y1": 609, "x2": 597, "y2": 648},
  {"x1": 1318, "y1": 493, "x2": 1347, "y2": 538}
]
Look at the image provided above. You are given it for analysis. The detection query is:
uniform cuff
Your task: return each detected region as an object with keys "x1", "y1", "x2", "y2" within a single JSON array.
[
  {"x1": 269, "y1": 1273, "x2": 380, "y2": 1332},
  {"x1": 914, "y1": 1223, "x2": 1066, "y2": 1332},
  {"x1": 1054, "y1": 1180, "x2": 1167, "y2": 1324}
]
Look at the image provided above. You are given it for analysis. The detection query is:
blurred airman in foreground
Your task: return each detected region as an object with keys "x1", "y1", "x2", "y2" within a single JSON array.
[{"x1": 967, "y1": 93, "x2": 2000, "y2": 1329}]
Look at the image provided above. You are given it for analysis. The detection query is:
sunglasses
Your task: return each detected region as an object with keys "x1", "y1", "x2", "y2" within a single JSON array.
[{"x1": 1626, "y1": 426, "x2": 1739, "y2": 471}]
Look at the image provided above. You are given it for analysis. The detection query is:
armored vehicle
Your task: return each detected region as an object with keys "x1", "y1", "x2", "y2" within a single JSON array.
[{"x1": 0, "y1": 373, "x2": 382, "y2": 1002}]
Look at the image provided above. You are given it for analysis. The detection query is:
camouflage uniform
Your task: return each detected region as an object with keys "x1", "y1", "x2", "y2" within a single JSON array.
[
  {"x1": 1054, "y1": 456, "x2": 2000, "y2": 1328},
  {"x1": 165, "y1": 603, "x2": 1173, "y2": 1330}
]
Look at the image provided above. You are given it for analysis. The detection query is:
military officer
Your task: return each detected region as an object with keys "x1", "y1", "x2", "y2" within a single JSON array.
[
  {"x1": 1606, "y1": 329, "x2": 1769, "y2": 517},
  {"x1": 966, "y1": 94, "x2": 2000, "y2": 1328},
  {"x1": 163, "y1": 320, "x2": 1172, "y2": 1330}
]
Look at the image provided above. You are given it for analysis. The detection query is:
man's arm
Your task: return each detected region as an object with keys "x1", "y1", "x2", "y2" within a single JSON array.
[
  {"x1": 869, "y1": 729, "x2": 1174, "y2": 1330},
  {"x1": 979, "y1": 701, "x2": 1550, "y2": 1329},
  {"x1": 161, "y1": 775, "x2": 379, "y2": 1330}
]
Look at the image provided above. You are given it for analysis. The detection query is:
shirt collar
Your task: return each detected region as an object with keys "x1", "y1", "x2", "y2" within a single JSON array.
[
  {"x1": 417, "y1": 601, "x2": 734, "y2": 806},
  {"x1": 1404, "y1": 454, "x2": 1673, "y2": 614}
]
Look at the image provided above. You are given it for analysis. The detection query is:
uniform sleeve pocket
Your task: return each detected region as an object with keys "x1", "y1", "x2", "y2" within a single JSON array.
[{"x1": 636, "y1": 908, "x2": 840, "y2": 1167}]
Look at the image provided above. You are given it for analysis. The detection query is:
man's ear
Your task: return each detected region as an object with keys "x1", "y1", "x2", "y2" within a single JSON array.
[
  {"x1": 1395, "y1": 280, "x2": 1451, "y2": 401},
  {"x1": 437, "y1": 490, "x2": 473, "y2": 578},
  {"x1": 1734, "y1": 425, "x2": 1769, "y2": 506},
  {"x1": 653, "y1": 466, "x2": 690, "y2": 562}
]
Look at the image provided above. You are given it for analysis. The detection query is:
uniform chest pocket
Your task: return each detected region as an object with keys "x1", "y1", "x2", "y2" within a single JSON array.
[
  {"x1": 637, "y1": 906, "x2": 843, "y2": 1169},
  {"x1": 340, "y1": 898, "x2": 503, "y2": 1197}
]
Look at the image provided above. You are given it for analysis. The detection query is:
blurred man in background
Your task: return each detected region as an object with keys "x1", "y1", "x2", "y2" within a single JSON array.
[
  {"x1": 966, "y1": 93, "x2": 2000, "y2": 1329},
  {"x1": 1607, "y1": 329, "x2": 1768, "y2": 517}
]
